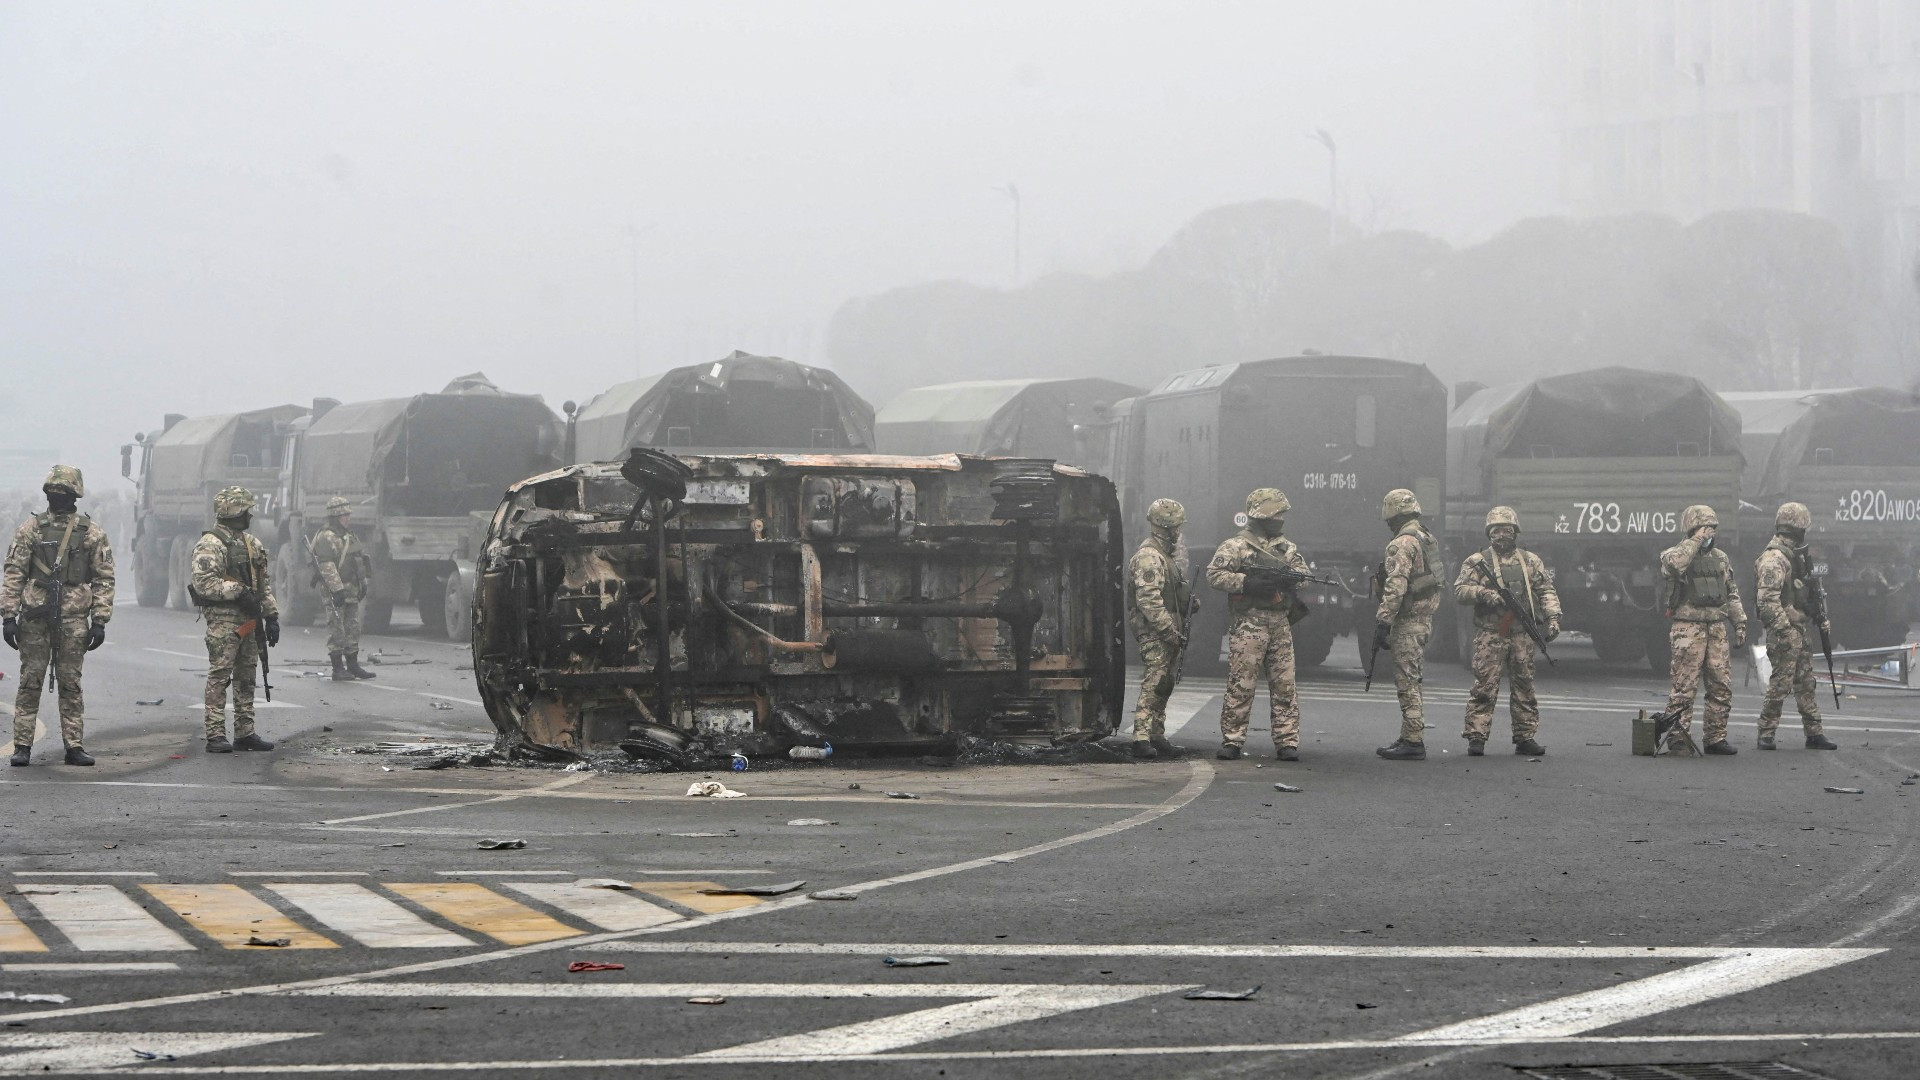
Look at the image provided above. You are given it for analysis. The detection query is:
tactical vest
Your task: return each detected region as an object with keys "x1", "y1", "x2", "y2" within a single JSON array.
[
  {"x1": 1763, "y1": 537, "x2": 1809, "y2": 615},
  {"x1": 1673, "y1": 549, "x2": 1730, "y2": 609},
  {"x1": 1402, "y1": 526, "x2": 1442, "y2": 600},
  {"x1": 1229, "y1": 532, "x2": 1296, "y2": 614},
  {"x1": 1487, "y1": 548, "x2": 1538, "y2": 624},
  {"x1": 320, "y1": 527, "x2": 369, "y2": 583},
  {"x1": 28, "y1": 514, "x2": 91, "y2": 587},
  {"x1": 191, "y1": 528, "x2": 257, "y2": 607},
  {"x1": 1127, "y1": 542, "x2": 1188, "y2": 619}
]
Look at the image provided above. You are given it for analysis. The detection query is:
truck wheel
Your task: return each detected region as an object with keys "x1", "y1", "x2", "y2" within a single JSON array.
[
  {"x1": 167, "y1": 536, "x2": 194, "y2": 610},
  {"x1": 135, "y1": 535, "x2": 169, "y2": 607},
  {"x1": 1293, "y1": 621, "x2": 1334, "y2": 668},
  {"x1": 1643, "y1": 622, "x2": 1672, "y2": 678},
  {"x1": 364, "y1": 599, "x2": 394, "y2": 633},
  {"x1": 441, "y1": 570, "x2": 473, "y2": 643},
  {"x1": 275, "y1": 548, "x2": 321, "y2": 626},
  {"x1": 417, "y1": 575, "x2": 450, "y2": 638},
  {"x1": 1591, "y1": 627, "x2": 1645, "y2": 665}
]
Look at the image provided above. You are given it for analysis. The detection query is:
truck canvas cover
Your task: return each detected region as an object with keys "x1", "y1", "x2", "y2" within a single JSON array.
[
  {"x1": 145, "y1": 405, "x2": 306, "y2": 497},
  {"x1": 1727, "y1": 387, "x2": 1920, "y2": 499},
  {"x1": 875, "y1": 377, "x2": 1141, "y2": 468},
  {"x1": 604, "y1": 352, "x2": 874, "y2": 455},
  {"x1": 571, "y1": 375, "x2": 665, "y2": 463}
]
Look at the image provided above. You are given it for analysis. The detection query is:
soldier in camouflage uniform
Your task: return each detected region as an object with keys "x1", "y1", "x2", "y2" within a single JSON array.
[
  {"x1": 312, "y1": 496, "x2": 376, "y2": 681},
  {"x1": 191, "y1": 487, "x2": 279, "y2": 753},
  {"x1": 2, "y1": 466, "x2": 114, "y2": 767},
  {"x1": 1374, "y1": 488, "x2": 1444, "y2": 760},
  {"x1": 1753, "y1": 502, "x2": 1838, "y2": 751},
  {"x1": 1127, "y1": 498, "x2": 1191, "y2": 759},
  {"x1": 1453, "y1": 505, "x2": 1561, "y2": 756},
  {"x1": 1206, "y1": 488, "x2": 1311, "y2": 761},
  {"x1": 1658, "y1": 504, "x2": 1747, "y2": 756}
]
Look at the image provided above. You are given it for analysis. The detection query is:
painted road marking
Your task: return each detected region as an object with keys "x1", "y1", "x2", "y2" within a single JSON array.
[
  {"x1": 430, "y1": 870, "x2": 575, "y2": 877},
  {"x1": 262, "y1": 884, "x2": 473, "y2": 948},
  {"x1": 0, "y1": 900, "x2": 47, "y2": 953},
  {"x1": 318, "y1": 774, "x2": 591, "y2": 825},
  {"x1": 13, "y1": 883, "x2": 192, "y2": 952},
  {"x1": 1, "y1": 962, "x2": 178, "y2": 973},
  {"x1": 602, "y1": 942, "x2": 1754, "y2": 959},
  {"x1": 383, "y1": 883, "x2": 582, "y2": 945},
  {"x1": 0, "y1": 1031, "x2": 314, "y2": 1071},
  {"x1": 226, "y1": 872, "x2": 367, "y2": 878},
  {"x1": 10, "y1": 871, "x2": 158, "y2": 878},
  {"x1": 142, "y1": 885, "x2": 338, "y2": 950},
  {"x1": 142, "y1": 647, "x2": 205, "y2": 660},
  {"x1": 499, "y1": 882, "x2": 682, "y2": 931},
  {"x1": 629, "y1": 881, "x2": 764, "y2": 915}
]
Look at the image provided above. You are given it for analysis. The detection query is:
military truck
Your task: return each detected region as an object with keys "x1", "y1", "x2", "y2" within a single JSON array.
[
  {"x1": 1127, "y1": 355, "x2": 1448, "y2": 672},
  {"x1": 472, "y1": 450, "x2": 1123, "y2": 758},
  {"x1": 874, "y1": 378, "x2": 1142, "y2": 471},
  {"x1": 121, "y1": 405, "x2": 307, "y2": 608},
  {"x1": 1447, "y1": 367, "x2": 1744, "y2": 673},
  {"x1": 269, "y1": 375, "x2": 563, "y2": 639},
  {"x1": 568, "y1": 352, "x2": 873, "y2": 463},
  {"x1": 1726, "y1": 387, "x2": 1919, "y2": 647}
]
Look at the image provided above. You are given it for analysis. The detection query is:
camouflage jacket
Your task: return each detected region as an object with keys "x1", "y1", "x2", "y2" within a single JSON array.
[
  {"x1": 1658, "y1": 535, "x2": 1744, "y2": 626},
  {"x1": 0, "y1": 511, "x2": 116, "y2": 623},
  {"x1": 1754, "y1": 536, "x2": 1813, "y2": 632},
  {"x1": 1453, "y1": 547, "x2": 1561, "y2": 633},
  {"x1": 311, "y1": 524, "x2": 370, "y2": 598},
  {"x1": 190, "y1": 524, "x2": 280, "y2": 619},
  {"x1": 1205, "y1": 529, "x2": 1308, "y2": 614},
  {"x1": 1127, "y1": 535, "x2": 1189, "y2": 640},
  {"x1": 1376, "y1": 520, "x2": 1442, "y2": 625}
]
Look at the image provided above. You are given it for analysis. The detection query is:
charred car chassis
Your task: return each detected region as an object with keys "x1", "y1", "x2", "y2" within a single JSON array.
[{"x1": 473, "y1": 450, "x2": 1124, "y2": 760}]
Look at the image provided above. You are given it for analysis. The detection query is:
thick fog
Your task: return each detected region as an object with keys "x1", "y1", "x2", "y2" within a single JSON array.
[{"x1": 2, "y1": 1, "x2": 1550, "y2": 486}]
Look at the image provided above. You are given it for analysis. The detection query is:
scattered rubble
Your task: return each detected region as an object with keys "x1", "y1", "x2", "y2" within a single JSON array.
[{"x1": 476, "y1": 838, "x2": 527, "y2": 850}]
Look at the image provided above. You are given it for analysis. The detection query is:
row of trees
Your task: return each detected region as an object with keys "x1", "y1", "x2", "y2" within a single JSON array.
[{"x1": 827, "y1": 200, "x2": 1885, "y2": 405}]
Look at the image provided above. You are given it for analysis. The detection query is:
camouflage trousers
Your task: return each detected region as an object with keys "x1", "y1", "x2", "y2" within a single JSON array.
[
  {"x1": 326, "y1": 594, "x2": 364, "y2": 657},
  {"x1": 1759, "y1": 621, "x2": 1825, "y2": 739},
  {"x1": 11, "y1": 616, "x2": 90, "y2": 749},
  {"x1": 1389, "y1": 616, "x2": 1432, "y2": 743},
  {"x1": 204, "y1": 612, "x2": 262, "y2": 740},
  {"x1": 1463, "y1": 629, "x2": 1539, "y2": 743},
  {"x1": 1664, "y1": 620, "x2": 1732, "y2": 747},
  {"x1": 1129, "y1": 612, "x2": 1179, "y2": 741},
  {"x1": 1219, "y1": 608, "x2": 1298, "y2": 750}
]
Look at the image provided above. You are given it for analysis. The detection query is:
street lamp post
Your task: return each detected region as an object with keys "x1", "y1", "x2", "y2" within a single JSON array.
[
  {"x1": 995, "y1": 182, "x2": 1022, "y2": 284},
  {"x1": 1310, "y1": 128, "x2": 1337, "y2": 248}
]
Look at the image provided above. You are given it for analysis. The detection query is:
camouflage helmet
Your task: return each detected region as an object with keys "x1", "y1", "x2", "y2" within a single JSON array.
[
  {"x1": 1681, "y1": 504, "x2": 1719, "y2": 534},
  {"x1": 1145, "y1": 498, "x2": 1187, "y2": 529},
  {"x1": 1485, "y1": 505, "x2": 1519, "y2": 533},
  {"x1": 1245, "y1": 488, "x2": 1291, "y2": 520},
  {"x1": 1775, "y1": 501, "x2": 1812, "y2": 530},
  {"x1": 1381, "y1": 488, "x2": 1421, "y2": 520},
  {"x1": 325, "y1": 496, "x2": 353, "y2": 517},
  {"x1": 41, "y1": 465, "x2": 84, "y2": 498},
  {"x1": 214, "y1": 486, "x2": 257, "y2": 519}
]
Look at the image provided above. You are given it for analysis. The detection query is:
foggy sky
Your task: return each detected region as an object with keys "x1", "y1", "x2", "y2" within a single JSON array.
[{"x1": 0, "y1": 1, "x2": 1551, "y2": 485}]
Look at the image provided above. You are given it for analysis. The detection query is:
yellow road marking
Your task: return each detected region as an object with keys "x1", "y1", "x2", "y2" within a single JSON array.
[
  {"x1": 632, "y1": 881, "x2": 765, "y2": 915},
  {"x1": 383, "y1": 883, "x2": 583, "y2": 945},
  {"x1": 142, "y1": 885, "x2": 337, "y2": 950},
  {"x1": 0, "y1": 899, "x2": 48, "y2": 953}
]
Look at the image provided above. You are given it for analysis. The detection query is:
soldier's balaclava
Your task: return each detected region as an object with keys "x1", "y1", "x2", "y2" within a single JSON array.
[
  {"x1": 1386, "y1": 512, "x2": 1418, "y2": 533},
  {"x1": 1778, "y1": 523, "x2": 1805, "y2": 545},
  {"x1": 45, "y1": 489, "x2": 78, "y2": 514},
  {"x1": 1489, "y1": 524, "x2": 1517, "y2": 556},
  {"x1": 222, "y1": 511, "x2": 252, "y2": 532},
  {"x1": 1151, "y1": 520, "x2": 1180, "y2": 548},
  {"x1": 1250, "y1": 514, "x2": 1284, "y2": 539}
]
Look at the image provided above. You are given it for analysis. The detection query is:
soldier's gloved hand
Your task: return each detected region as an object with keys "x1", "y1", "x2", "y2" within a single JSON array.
[
  {"x1": 239, "y1": 592, "x2": 261, "y2": 618},
  {"x1": 331, "y1": 590, "x2": 349, "y2": 607},
  {"x1": 265, "y1": 616, "x2": 281, "y2": 647},
  {"x1": 1545, "y1": 618, "x2": 1560, "y2": 642},
  {"x1": 1372, "y1": 621, "x2": 1392, "y2": 652},
  {"x1": 85, "y1": 623, "x2": 106, "y2": 651},
  {"x1": 2, "y1": 617, "x2": 16, "y2": 650},
  {"x1": 1734, "y1": 624, "x2": 1747, "y2": 649}
]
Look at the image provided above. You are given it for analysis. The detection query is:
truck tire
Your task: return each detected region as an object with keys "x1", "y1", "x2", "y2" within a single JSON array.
[
  {"x1": 167, "y1": 536, "x2": 194, "y2": 610},
  {"x1": 1293, "y1": 619, "x2": 1334, "y2": 668},
  {"x1": 274, "y1": 548, "x2": 322, "y2": 626},
  {"x1": 1591, "y1": 626, "x2": 1645, "y2": 665},
  {"x1": 1643, "y1": 621, "x2": 1672, "y2": 678},
  {"x1": 417, "y1": 572, "x2": 450, "y2": 638},
  {"x1": 441, "y1": 567, "x2": 474, "y2": 643},
  {"x1": 364, "y1": 598, "x2": 394, "y2": 633},
  {"x1": 135, "y1": 534, "x2": 169, "y2": 607}
]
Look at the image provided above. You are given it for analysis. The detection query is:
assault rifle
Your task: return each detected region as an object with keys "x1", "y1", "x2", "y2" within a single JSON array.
[
  {"x1": 1363, "y1": 564, "x2": 1385, "y2": 691},
  {"x1": 1800, "y1": 546, "x2": 1842, "y2": 710},
  {"x1": 1157, "y1": 595, "x2": 1201, "y2": 699},
  {"x1": 37, "y1": 520, "x2": 77, "y2": 693},
  {"x1": 233, "y1": 558, "x2": 274, "y2": 703},
  {"x1": 1472, "y1": 558, "x2": 1555, "y2": 665}
]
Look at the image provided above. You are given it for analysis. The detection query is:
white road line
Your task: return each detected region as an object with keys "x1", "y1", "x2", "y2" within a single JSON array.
[
  {"x1": 13, "y1": 883, "x2": 193, "y2": 952},
  {"x1": 0, "y1": 1031, "x2": 315, "y2": 1072},
  {"x1": 429, "y1": 870, "x2": 574, "y2": 877},
  {"x1": 498, "y1": 883, "x2": 681, "y2": 931},
  {"x1": 1, "y1": 962, "x2": 179, "y2": 973},
  {"x1": 318, "y1": 774, "x2": 591, "y2": 825},
  {"x1": 11, "y1": 871, "x2": 158, "y2": 877},
  {"x1": 418, "y1": 693, "x2": 484, "y2": 707},
  {"x1": 143, "y1": 647, "x2": 205, "y2": 660},
  {"x1": 1396, "y1": 947, "x2": 1882, "y2": 1041},
  {"x1": 1832, "y1": 892, "x2": 1920, "y2": 946},
  {"x1": 431, "y1": 870, "x2": 776, "y2": 876},
  {"x1": 293, "y1": 982, "x2": 1121, "y2": 999},
  {"x1": 602, "y1": 942, "x2": 1747, "y2": 959},
  {"x1": 262, "y1": 884, "x2": 473, "y2": 948},
  {"x1": 227, "y1": 872, "x2": 367, "y2": 878}
]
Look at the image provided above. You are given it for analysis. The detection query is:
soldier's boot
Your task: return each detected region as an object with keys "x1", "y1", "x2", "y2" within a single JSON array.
[
  {"x1": 1216, "y1": 743, "x2": 1241, "y2": 761},
  {"x1": 1466, "y1": 739, "x2": 1485, "y2": 757},
  {"x1": 1704, "y1": 740, "x2": 1738, "y2": 755},
  {"x1": 1275, "y1": 745, "x2": 1299, "y2": 762},
  {"x1": 346, "y1": 653, "x2": 377, "y2": 680},
  {"x1": 1665, "y1": 734, "x2": 1699, "y2": 758},
  {"x1": 1150, "y1": 736, "x2": 1179, "y2": 758},
  {"x1": 1805, "y1": 734, "x2": 1838, "y2": 750},
  {"x1": 64, "y1": 746, "x2": 95, "y2": 767},
  {"x1": 1376, "y1": 740, "x2": 1426, "y2": 760},
  {"x1": 206, "y1": 736, "x2": 233, "y2": 754},
  {"x1": 331, "y1": 654, "x2": 350, "y2": 681},
  {"x1": 1129, "y1": 740, "x2": 1156, "y2": 760},
  {"x1": 9, "y1": 745, "x2": 29, "y2": 767},
  {"x1": 1514, "y1": 739, "x2": 1545, "y2": 756},
  {"x1": 234, "y1": 733, "x2": 276, "y2": 751},
  {"x1": 1757, "y1": 733, "x2": 1776, "y2": 750}
]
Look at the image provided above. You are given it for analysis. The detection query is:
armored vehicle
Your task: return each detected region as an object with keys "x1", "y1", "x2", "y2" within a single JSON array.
[
  {"x1": 1726, "y1": 387, "x2": 1919, "y2": 647},
  {"x1": 568, "y1": 352, "x2": 873, "y2": 463},
  {"x1": 270, "y1": 375, "x2": 562, "y2": 638},
  {"x1": 1447, "y1": 367, "x2": 1744, "y2": 672},
  {"x1": 472, "y1": 450, "x2": 1123, "y2": 758},
  {"x1": 1130, "y1": 355, "x2": 1448, "y2": 671},
  {"x1": 121, "y1": 405, "x2": 307, "y2": 608},
  {"x1": 874, "y1": 378, "x2": 1142, "y2": 471}
]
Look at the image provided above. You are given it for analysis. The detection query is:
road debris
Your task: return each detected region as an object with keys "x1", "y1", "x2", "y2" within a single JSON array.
[
  {"x1": 1272, "y1": 782, "x2": 1303, "y2": 793},
  {"x1": 699, "y1": 880, "x2": 805, "y2": 897},
  {"x1": 411, "y1": 757, "x2": 458, "y2": 771},
  {"x1": 1356, "y1": 1002, "x2": 1378, "y2": 1009},
  {"x1": 786, "y1": 818, "x2": 835, "y2": 826},
  {"x1": 134, "y1": 698, "x2": 164, "y2": 706},
  {"x1": 808, "y1": 889, "x2": 858, "y2": 901},
  {"x1": 245, "y1": 936, "x2": 292, "y2": 948},
  {"x1": 686, "y1": 781, "x2": 746, "y2": 799},
  {"x1": 131, "y1": 1050, "x2": 177, "y2": 1062},
  {"x1": 883, "y1": 791, "x2": 921, "y2": 800},
  {"x1": 574, "y1": 879, "x2": 634, "y2": 890},
  {"x1": 788, "y1": 744, "x2": 833, "y2": 760},
  {"x1": 429, "y1": 700, "x2": 454, "y2": 710},
  {"x1": 686, "y1": 995, "x2": 727, "y2": 1005},
  {"x1": 1824, "y1": 787, "x2": 1865, "y2": 794},
  {"x1": 847, "y1": 783, "x2": 861, "y2": 790},
  {"x1": 0, "y1": 990, "x2": 71, "y2": 1003},
  {"x1": 883, "y1": 955, "x2": 949, "y2": 967},
  {"x1": 1184, "y1": 986, "x2": 1261, "y2": 1001},
  {"x1": 477, "y1": 838, "x2": 527, "y2": 850},
  {"x1": 566, "y1": 961, "x2": 625, "y2": 973}
]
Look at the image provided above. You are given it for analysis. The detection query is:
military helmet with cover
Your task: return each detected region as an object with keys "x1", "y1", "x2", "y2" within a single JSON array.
[
  {"x1": 1145, "y1": 498, "x2": 1186, "y2": 529},
  {"x1": 41, "y1": 465, "x2": 84, "y2": 498},
  {"x1": 1484, "y1": 505, "x2": 1519, "y2": 534},
  {"x1": 1245, "y1": 488, "x2": 1291, "y2": 520},
  {"x1": 1681, "y1": 504, "x2": 1718, "y2": 534},
  {"x1": 326, "y1": 496, "x2": 353, "y2": 517},
  {"x1": 1381, "y1": 488, "x2": 1421, "y2": 520},
  {"x1": 1775, "y1": 502, "x2": 1811, "y2": 530},
  {"x1": 214, "y1": 486, "x2": 257, "y2": 519}
]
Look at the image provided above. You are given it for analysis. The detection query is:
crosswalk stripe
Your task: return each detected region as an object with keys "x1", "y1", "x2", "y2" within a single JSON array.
[
  {"x1": 631, "y1": 881, "x2": 765, "y2": 915},
  {"x1": 0, "y1": 898, "x2": 48, "y2": 953},
  {"x1": 262, "y1": 884, "x2": 474, "y2": 948},
  {"x1": 14, "y1": 884, "x2": 193, "y2": 952},
  {"x1": 142, "y1": 885, "x2": 337, "y2": 950},
  {"x1": 500, "y1": 882, "x2": 682, "y2": 931},
  {"x1": 383, "y1": 883, "x2": 584, "y2": 945}
]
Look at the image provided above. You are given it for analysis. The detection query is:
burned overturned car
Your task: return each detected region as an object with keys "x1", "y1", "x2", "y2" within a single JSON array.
[{"x1": 472, "y1": 450, "x2": 1125, "y2": 761}]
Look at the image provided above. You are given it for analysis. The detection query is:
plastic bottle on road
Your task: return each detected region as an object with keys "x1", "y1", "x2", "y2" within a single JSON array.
[
  {"x1": 788, "y1": 743, "x2": 833, "y2": 761},
  {"x1": 730, "y1": 753, "x2": 749, "y2": 772}
]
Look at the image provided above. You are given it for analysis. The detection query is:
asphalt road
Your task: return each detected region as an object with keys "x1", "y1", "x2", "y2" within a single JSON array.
[{"x1": 1, "y1": 603, "x2": 1917, "y2": 1078}]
